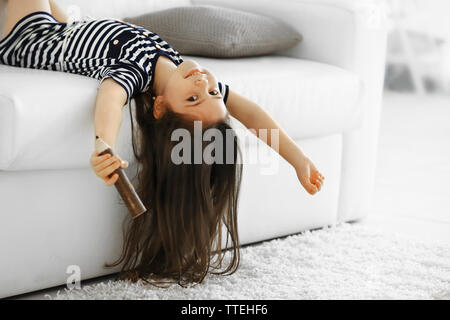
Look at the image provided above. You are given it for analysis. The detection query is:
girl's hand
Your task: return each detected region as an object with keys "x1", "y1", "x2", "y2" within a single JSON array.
[
  {"x1": 89, "y1": 151, "x2": 128, "y2": 186},
  {"x1": 295, "y1": 156, "x2": 325, "y2": 195}
]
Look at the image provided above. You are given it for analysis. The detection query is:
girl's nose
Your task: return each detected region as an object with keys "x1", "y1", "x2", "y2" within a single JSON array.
[{"x1": 194, "y1": 76, "x2": 207, "y2": 87}]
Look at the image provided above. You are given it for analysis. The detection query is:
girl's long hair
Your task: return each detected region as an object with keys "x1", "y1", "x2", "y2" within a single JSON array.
[{"x1": 105, "y1": 89, "x2": 243, "y2": 288}]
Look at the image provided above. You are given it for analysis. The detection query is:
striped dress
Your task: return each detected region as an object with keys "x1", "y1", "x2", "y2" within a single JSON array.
[{"x1": 0, "y1": 11, "x2": 229, "y2": 105}]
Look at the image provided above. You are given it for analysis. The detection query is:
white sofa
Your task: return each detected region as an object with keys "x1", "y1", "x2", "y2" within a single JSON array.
[{"x1": 0, "y1": 0, "x2": 387, "y2": 298}]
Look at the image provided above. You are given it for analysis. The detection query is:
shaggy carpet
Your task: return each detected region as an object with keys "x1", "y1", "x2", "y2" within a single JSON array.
[{"x1": 48, "y1": 223, "x2": 450, "y2": 300}]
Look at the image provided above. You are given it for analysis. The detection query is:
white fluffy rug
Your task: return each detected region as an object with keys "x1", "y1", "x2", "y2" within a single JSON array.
[{"x1": 48, "y1": 223, "x2": 450, "y2": 300}]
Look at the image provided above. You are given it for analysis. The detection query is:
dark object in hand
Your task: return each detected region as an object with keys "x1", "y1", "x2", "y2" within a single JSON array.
[{"x1": 95, "y1": 136, "x2": 146, "y2": 218}]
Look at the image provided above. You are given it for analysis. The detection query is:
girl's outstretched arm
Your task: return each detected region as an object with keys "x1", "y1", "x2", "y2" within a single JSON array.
[
  {"x1": 225, "y1": 89, "x2": 325, "y2": 195},
  {"x1": 91, "y1": 78, "x2": 128, "y2": 185},
  {"x1": 94, "y1": 78, "x2": 127, "y2": 150}
]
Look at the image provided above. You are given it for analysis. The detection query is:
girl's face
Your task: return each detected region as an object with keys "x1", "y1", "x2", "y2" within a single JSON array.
[{"x1": 162, "y1": 60, "x2": 228, "y2": 124}]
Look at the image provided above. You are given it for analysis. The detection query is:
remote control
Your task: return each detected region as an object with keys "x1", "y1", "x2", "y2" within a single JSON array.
[{"x1": 95, "y1": 136, "x2": 146, "y2": 218}]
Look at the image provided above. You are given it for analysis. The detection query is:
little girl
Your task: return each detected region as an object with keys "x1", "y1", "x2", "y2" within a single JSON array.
[{"x1": 1, "y1": 0, "x2": 325, "y2": 287}]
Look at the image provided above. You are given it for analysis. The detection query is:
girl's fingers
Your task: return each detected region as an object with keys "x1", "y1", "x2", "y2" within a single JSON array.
[
  {"x1": 315, "y1": 180, "x2": 322, "y2": 191},
  {"x1": 90, "y1": 152, "x2": 105, "y2": 165},
  {"x1": 309, "y1": 175, "x2": 322, "y2": 192},
  {"x1": 309, "y1": 183, "x2": 318, "y2": 194},
  {"x1": 91, "y1": 153, "x2": 111, "y2": 166},
  {"x1": 98, "y1": 160, "x2": 121, "y2": 179},
  {"x1": 90, "y1": 151, "x2": 126, "y2": 186},
  {"x1": 304, "y1": 177, "x2": 318, "y2": 194},
  {"x1": 105, "y1": 173, "x2": 119, "y2": 186},
  {"x1": 95, "y1": 155, "x2": 119, "y2": 172},
  {"x1": 310, "y1": 173, "x2": 321, "y2": 184},
  {"x1": 298, "y1": 171, "x2": 318, "y2": 195},
  {"x1": 313, "y1": 172, "x2": 325, "y2": 184},
  {"x1": 315, "y1": 175, "x2": 323, "y2": 188}
]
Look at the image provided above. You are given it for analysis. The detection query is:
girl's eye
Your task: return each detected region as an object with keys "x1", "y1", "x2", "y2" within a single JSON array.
[{"x1": 187, "y1": 90, "x2": 220, "y2": 102}]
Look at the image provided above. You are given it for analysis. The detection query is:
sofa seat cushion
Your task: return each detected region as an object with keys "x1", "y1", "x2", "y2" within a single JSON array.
[{"x1": 0, "y1": 56, "x2": 362, "y2": 171}]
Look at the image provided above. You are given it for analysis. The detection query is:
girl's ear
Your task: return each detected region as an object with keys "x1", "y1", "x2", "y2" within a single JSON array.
[{"x1": 153, "y1": 96, "x2": 165, "y2": 119}]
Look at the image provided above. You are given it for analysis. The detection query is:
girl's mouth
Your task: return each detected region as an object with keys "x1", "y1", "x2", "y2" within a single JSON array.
[{"x1": 185, "y1": 68, "x2": 203, "y2": 79}]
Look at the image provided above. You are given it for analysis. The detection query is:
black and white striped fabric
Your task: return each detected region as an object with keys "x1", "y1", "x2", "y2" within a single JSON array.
[{"x1": 0, "y1": 11, "x2": 229, "y2": 105}]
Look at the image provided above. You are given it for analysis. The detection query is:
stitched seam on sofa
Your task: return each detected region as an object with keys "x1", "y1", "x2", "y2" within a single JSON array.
[{"x1": 162, "y1": 36, "x2": 300, "y2": 48}]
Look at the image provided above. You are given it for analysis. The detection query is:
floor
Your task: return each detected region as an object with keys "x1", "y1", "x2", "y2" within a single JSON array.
[
  {"x1": 9, "y1": 90, "x2": 450, "y2": 300},
  {"x1": 361, "y1": 91, "x2": 450, "y2": 244}
]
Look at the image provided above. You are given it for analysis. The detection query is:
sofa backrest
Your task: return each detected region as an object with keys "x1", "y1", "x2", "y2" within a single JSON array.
[
  {"x1": 0, "y1": 0, "x2": 192, "y2": 37},
  {"x1": 57, "y1": 0, "x2": 192, "y2": 19}
]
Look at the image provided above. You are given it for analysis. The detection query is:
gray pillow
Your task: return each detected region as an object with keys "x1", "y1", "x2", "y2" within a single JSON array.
[{"x1": 123, "y1": 5, "x2": 302, "y2": 58}]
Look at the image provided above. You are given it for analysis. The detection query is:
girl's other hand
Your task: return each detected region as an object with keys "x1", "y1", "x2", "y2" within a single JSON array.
[
  {"x1": 89, "y1": 151, "x2": 128, "y2": 186},
  {"x1": 295, "y1": 156, "x2": 325, "y2": 195}
]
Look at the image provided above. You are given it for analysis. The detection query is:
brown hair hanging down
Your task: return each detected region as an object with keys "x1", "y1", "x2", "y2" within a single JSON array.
[{"x1": 105, "y1": 88, "x2": 243, "y2": 288}]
